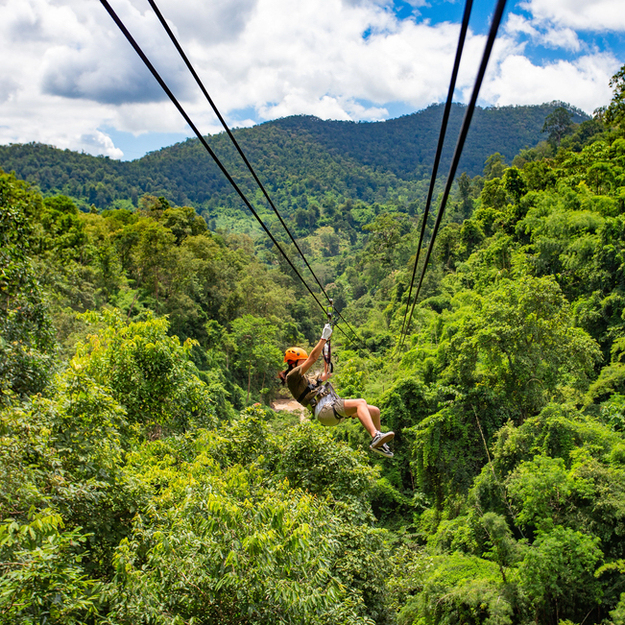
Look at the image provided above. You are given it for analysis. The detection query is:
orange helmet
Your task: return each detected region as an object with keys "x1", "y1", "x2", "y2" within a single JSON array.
[{"x1": 284, "y1": 347, "x2": 308, "y2": 364}]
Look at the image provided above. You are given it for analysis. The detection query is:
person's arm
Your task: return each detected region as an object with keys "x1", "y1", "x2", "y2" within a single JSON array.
[
  {"x1": 299, "y1": 324, "x2": 332, "y2": 375},
  {"x1": 299, "y1": 337, "x2": 326, "y2": 375}
]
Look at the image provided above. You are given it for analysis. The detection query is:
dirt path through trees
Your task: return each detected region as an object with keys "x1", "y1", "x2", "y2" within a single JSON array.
[{"x1": 271, "y1": 398, "x2": 308, "y2": 422}]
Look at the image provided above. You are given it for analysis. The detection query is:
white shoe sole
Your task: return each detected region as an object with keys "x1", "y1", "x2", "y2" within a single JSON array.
[{"x1": 371, "y1": 446, "x2": 394, "y2": 458}]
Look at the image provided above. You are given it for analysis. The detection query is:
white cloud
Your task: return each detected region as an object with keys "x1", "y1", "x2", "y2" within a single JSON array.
[
  {"x1": 0, "y1": 0, "x2": 623, "y2": 159},
  {"x1": 138, "y1": 0, "x2": 258, "y2": 46},
  {"x1": 505, "y1": 13, "x2": 580, "y2": 51},
  {"x1": 79, "y1": 130, "x2": 124, "y2": 158},
  {"x1": 230, "y1": 118, "x2": 257, "y2": 129},
  {"x1": 482, "y1": 51, "x2": 617, "y2": 112},
  {"x1": 540, "y1": 26, "x2": 580, "y2": 51},
  {"x1": 207, "y1": 0, "x2": 479, "y2": 117},
  {"x1": 258, "y1": 93, "x2": 388, "y2": 122},
  {"x1": 520, "y1": 0, "x2": 625, "y2": 31},
  {"x1": 0, "y1": 77, "x2": 19, "y2": 103},
  {"x1": 506, "y1": 13, "x2": 540, "y2": 38},
  {"x1": 40, "y1": 0, "x2": 195, "y2": 104}
]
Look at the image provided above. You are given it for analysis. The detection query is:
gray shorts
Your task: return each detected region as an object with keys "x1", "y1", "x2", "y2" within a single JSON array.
[{"x1": 316, "y1": 397, "x2": 347, "y2": 426}]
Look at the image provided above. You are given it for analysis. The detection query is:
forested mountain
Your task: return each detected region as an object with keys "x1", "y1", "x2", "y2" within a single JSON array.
[
  {"x1": 0, "y1": 102, "x2": 586, "y2": 218},
  {"x1": 2, "y1": 76, "x2": 625, "y2": 625}
]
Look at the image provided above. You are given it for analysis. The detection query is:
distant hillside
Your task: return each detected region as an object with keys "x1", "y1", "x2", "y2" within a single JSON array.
[
  {"x1": 0, "y1": 102, "x2": 587, "y2": 215},
  {"x1": 269, "y1": 101, "x2": 587, "y2": 180}
]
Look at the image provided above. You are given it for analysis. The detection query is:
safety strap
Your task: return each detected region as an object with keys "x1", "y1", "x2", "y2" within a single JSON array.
[
  {"x1": 332, "y1": 405, "x2": 345, "y2": 422},
  {"x1": 297, "y1": 387, "x2": 311, "y2": 404},
  {"x1": 323, "y1": 299, "x2": 334, "y2": 374},
  {"x1": 296, "y1": 377, "x2": 323, "y2": 404},
  {"x1": 298, "y1": 380, "x2": 336, "y2": 408}
]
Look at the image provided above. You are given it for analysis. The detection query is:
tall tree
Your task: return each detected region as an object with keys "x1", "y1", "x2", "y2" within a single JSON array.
[
  {"x1": 0, "y1": 172, "x2": 55, "y2": 403},
  {"x1": 604, "y1": 64, "x2": 625, "y2": 128},
  {"x1": 542, "y1": 106, "x2": 574, "y2": 147},
  {"x1": 227, "y1": 315, "x2": 282, "y2": 403}
]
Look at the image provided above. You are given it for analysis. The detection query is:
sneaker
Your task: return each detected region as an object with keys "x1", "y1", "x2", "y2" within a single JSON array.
[
  {"x1": 370, "y1": 430, "x2": 394, "y2": 450},
  {"x1": 371, "y1": 442, "x2": 394, "y2": 458}
]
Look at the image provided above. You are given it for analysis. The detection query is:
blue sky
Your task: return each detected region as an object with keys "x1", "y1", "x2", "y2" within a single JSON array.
[{"x1": 0, "y1": 0, "x2": 623, "y2": 160}]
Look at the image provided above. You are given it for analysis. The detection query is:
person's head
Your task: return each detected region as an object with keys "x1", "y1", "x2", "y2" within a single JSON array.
[
  {"x1": 278, "y1": 347, "x2": 308, "y2": 384},
  {"x1": 283, "y1": 347, "x2": 308, "y2": 366}
]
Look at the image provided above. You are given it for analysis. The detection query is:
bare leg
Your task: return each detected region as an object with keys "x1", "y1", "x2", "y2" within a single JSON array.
[
  {"x1": 343, "y1": 398, "x2": 379, "y2": 438},
  {"x1": 367, "y1": 404, "x2": 381, "y2": 431}
]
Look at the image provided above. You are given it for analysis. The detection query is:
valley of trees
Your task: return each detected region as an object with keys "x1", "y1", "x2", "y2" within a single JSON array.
[{"x1": 1, "y1": 73, "x2": 624, "y2": 625}]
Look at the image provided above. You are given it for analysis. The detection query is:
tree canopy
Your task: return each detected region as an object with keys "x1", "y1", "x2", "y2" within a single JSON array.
[{"x1": 1, "y1": 67, "x2": 625, "y2": 625}]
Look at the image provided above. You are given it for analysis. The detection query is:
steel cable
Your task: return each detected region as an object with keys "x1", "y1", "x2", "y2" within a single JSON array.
[
  {"x1": 145, "y1": 0, "x2": 363, "y2": 346},
  {"x1": 99, "y1": 0, "x2": 362, "y2": 347},
  {"x1": 397, "y1": 0, "x2": 473, "y2": 345},
  {"x1": 99, "y1": 0, "x2": 328, "y2": 309},
  {"x1": 398, "y1": 0, "x2": 508, "y2": 350}
]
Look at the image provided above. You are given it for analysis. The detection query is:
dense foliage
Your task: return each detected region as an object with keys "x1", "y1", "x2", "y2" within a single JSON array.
[{"x1": 1, "y1": 75, "x2": 624, "y2": 624}]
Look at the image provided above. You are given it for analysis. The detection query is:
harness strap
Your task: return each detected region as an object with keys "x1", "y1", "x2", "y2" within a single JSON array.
[
  {"x1": 324, "y1": 299, "x2": 334, "y2": 374},
  {"x1": 298, "y1": 380, "x2": 336, "y2": 408},
  {"x1": 332, "y1": 405, "x2": 345, "y2": 422},
  {"x1": 297, "y1": 378, "x2": 324, "y2": 405}
]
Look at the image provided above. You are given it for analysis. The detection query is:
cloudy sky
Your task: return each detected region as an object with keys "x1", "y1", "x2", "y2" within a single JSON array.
[{"x1": 1, "y1": 0, "x2": 623, "y2": 160}]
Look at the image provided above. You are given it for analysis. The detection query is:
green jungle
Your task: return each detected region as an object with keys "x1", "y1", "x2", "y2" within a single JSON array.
[{"x1": 2, "y1": 66, "x2": 625, "y2": 625}]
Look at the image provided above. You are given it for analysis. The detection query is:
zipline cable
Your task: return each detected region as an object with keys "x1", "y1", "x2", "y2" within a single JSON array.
[
  {"x1": 145, "y1": 0, "x2": 363, "y2": 346},
  {"x1": 99, "y1": 1, "x2": 327, "y2": 313},
  {"x1": 146, "y1": 2, "x2": 318, "y2": 296},
  {"x1": 397, "y1": 0, "x2": 473, "y2": 346},
  {"x1": 398, "y1": 0, "x2": 508, "y2": 350},
  {"x1": 99, "y1": 0, "x2": 362, "y2": 348}
]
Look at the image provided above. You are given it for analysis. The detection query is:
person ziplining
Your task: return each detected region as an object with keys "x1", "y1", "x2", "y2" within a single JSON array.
[
  {"x1": 100, "y1": 0, "x2": 506, "y2": 461},
  {"x1": 278, "y1": 323, "x2": 395, "y2": 458}
]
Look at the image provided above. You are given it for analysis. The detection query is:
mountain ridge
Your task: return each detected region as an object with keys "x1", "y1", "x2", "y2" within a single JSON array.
[{"x1": 0, "y1": 101, "x2": 588, "y2": 214}]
